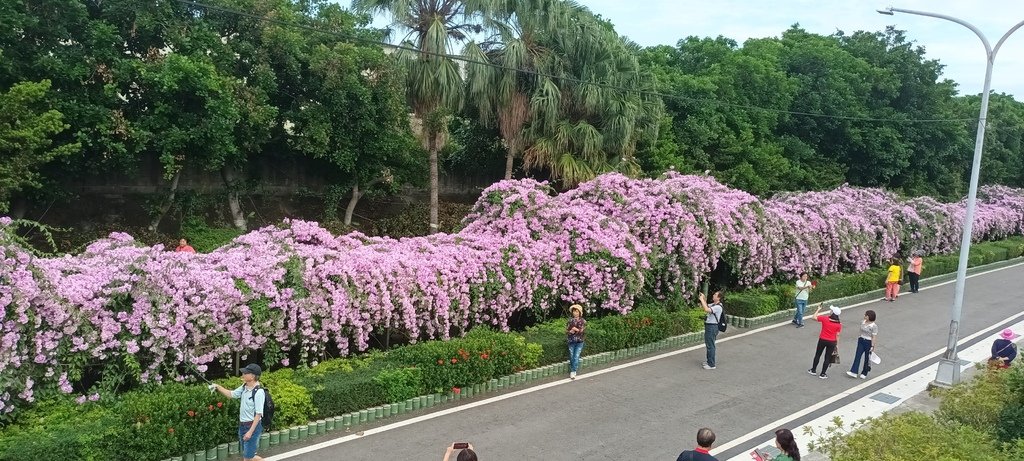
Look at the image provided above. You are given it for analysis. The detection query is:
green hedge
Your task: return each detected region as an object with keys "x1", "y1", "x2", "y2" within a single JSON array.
[
  {"x1": 0, "y1": 384, "x2": 240, "y2": 461},
  {"x1": 730, "y1": 237, "x2": 1024, "y2": 318},
  {"x1": 388, "y1": 328, "x2": 542, "y2": 393},
  {"x1": 520, "y1": 307, "x2": 706, "y2": 365},
  {"x1": 0, "y1": 329, "x2": 541, "y2": 461}
]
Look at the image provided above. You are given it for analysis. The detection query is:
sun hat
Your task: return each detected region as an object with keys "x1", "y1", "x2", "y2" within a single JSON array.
[
  {"x1": 569, "y1": 304, "x2": 583, "y2": 314},
  {"x1": 239, "y1": 363, "x2": 262, "y2": 377},
  {"x1": 829, "y1": 305, "x2": 841, "y2": 316},
  {"x1": 1001, "y1": 329, "x2": 1015, "y2": 340}
]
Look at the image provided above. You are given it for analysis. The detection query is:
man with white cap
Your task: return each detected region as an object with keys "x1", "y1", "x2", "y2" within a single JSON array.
[{"x1": 807, "y1": 303, "x2": 843, "y2": 379}]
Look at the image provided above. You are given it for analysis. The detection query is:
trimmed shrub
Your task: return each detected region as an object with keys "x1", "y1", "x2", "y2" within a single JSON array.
[
  {"x1": 725, "y1": 291, "x2": 780, "y2": 318},
  {"x1": 110, "y1": 383, "x2": 237, "y2": 461},
  {"x1": 824, "y1": 412, "x2": 1002, "y2": 461},
  {"x1": 519, "y1": 321, "x2": 569, "y2": 366},
  {"x1": 389, "y1": 328, "x2": 541, "y2": 393},
  {"x1": 934, "y1": 367, "x2": 1013, "y2": 436},
  {"x1": 293, "y1": 356, "x2": 388, "y2": 418},
  {"x1": 0, "y1": 401, "x2": 119, "y2": 461},
  {"x1": 372, "y1": 367, "x2": 424, "y2": 403}
]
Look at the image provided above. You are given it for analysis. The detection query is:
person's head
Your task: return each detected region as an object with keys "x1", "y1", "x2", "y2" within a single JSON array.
[
  {"x1": 829, "y1": 305, "x2": 841, "y2": 321},
  {"x1": 456, "y1": 448, "x2": 477, "y2": 461},
  {"x1": 696, "y1": 427, "x2": 716, "y2": 449},
  {"x1": 774, "y1": 429, "x2": 800, "y2": 460},
  {"x1": 711, "y1": 291, "x2": 723, "y2": 303},
  {"x1": 799, "y1": 272, "x2": 808, "y2": 281},
  {"x1": 864, "y1": 310, "x2": 876, "y2": 322},
  {"x1": 239, "y1": 363, "x2": 262, "y2": 383},
  {"x1": 570, "y1": 304, "x2": 583, "y2": 319},
  {"x1": 179, "y1": 238, "x2": 188, "y2": 247},
  {"x1": 1001, "y1": 329, "x2": 1015, "y2": 340}
]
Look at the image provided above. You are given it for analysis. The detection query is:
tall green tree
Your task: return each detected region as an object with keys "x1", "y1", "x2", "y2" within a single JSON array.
[
  {"x1": 289, "y1": 6, "x2": 423, "y2": 225},
  {"x1": 0, "y1": 79, "x2": 79, "y2": 212},
  {"x1": 353, "y1": 0, "x2": 488, "y2": 233}
]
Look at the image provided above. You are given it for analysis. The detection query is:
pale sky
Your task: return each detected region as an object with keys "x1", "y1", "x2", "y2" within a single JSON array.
[
  {"x1": 351, "y1": 0, "x2": 1024, "y2": 100},
  {"x1": 578, "y1": 0, "x2": 1024, "y2": 99}
]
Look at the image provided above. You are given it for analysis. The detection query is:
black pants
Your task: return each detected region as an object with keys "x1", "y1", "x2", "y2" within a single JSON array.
[
  {"x1": 908, "y1": 272, "x2": 920, "y2": 292},
  {"x1": 812, "y1": 338, "x2": 838, "y2": 374}
]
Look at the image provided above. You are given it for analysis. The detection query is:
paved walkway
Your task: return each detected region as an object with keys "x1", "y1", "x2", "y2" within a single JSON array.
[{"x1": 264, "y1": 262, "x2": 1024, "y2": 461}]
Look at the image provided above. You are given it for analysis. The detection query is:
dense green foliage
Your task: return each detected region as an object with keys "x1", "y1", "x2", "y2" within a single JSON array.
[
  {"x1": 811, "y1": 366, "x2": 1024, "y2": 460},
  {"x1": 2, "y1": 1, "x2": 1024, "y2": 223}
]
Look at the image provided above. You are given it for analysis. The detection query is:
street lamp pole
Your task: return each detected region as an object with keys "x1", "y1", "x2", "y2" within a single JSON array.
[{"x1": 877, "y1": 7, "x2": 1024, "y2": 387}]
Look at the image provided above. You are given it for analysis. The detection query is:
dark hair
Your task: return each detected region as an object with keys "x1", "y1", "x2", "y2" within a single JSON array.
[
  {"x1": 696, "y1": 427, "x2": 716, "y2": 448},
  {"x1": 457, "y1": 449, "x2": 477, "y2": 461},
  {"x1": 799, "y1": 272, "x2": 808, "y2": 278},
  {"x1": 865, "y1": 310, "x2": 876, "y2": 322},
  {"x1": 713, "y1": 291, "x2": 725, "y2": 303},
  {"x1": 829, "y1": 313, "x2": 840, "y2": 322},
  {"x1": 775, "y1": 429, "x2": 801, "y2": 460}
]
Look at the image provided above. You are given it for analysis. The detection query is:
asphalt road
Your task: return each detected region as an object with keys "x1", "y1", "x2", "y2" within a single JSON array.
[{"x1": 265, "y1": 262, "x2": 1024, "y2": 461}]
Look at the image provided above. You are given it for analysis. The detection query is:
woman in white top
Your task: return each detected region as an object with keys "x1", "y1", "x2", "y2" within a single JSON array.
[{"x1": 847, "y1": 310, "x2": 878, "y2": 379}]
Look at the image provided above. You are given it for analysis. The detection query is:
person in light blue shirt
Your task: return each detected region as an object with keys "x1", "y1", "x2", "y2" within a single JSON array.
[{"x1": 211, "y1": 364, "x2": 265, "y2": 461}]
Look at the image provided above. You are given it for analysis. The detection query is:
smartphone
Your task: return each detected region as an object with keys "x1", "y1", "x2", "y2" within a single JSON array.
[{"x1": 453, "y1": 443, "x2": 469, "y2": 450}]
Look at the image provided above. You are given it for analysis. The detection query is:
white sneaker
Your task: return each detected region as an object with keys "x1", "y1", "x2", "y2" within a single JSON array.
[
  {"x1": 570, "y1": 371, "x2": 576, "y2": 380},
  {"x1": 859, "y1": 374, "x2": 867, "y2": 379},
  {"x1": 846, "y1": 371, "x2": 858, "y2": 378},
  {"x1": 702, "y1": 363, "x2": 716, "y2": 370}
]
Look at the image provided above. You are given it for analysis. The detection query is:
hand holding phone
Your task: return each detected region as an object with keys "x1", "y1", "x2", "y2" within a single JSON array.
[{"x1": 453, "y1": 442, "x2": 469, "y2": 449}]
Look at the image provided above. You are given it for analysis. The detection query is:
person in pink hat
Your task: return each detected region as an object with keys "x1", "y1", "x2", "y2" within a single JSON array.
[{"x1": 990, "y1": 329, "x2": 1018, "y2": 369}]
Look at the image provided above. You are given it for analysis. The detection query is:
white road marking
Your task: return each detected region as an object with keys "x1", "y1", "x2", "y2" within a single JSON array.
[
  {"x1": 266, "y1": 261, "x2": 1024, "y2": 460},
  {"x1": 721, "y1": 315, "x2": 1024, "y2": 460}
]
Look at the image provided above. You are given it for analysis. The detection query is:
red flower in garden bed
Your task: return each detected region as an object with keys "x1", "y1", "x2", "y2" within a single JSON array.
[
  {"x1": 452, "y1": 387, "x2": 461, "y2": 395},
  {"x1": 187, "y1": 410, "x2": 196, "y2": 417},
  {"x1": 451, "y1": 358, "x2": 458, "y2": 364}
]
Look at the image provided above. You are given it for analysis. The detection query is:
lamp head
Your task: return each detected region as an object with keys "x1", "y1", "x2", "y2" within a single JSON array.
[{"x1": 876, "y1": 8, "x2": 894, "y2": 15}]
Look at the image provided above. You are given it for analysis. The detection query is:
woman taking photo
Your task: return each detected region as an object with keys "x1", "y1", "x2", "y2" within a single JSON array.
[{"x1": 807, "y1": 303, "x2": 842, "y2": 379}]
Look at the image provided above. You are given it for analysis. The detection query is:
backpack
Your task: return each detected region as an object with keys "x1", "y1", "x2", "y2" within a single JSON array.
[
  {"x1": 713, "y1": 305, "x2": 728, "y2": 332},
  {"x1": 250, "y1": 385, "x2": 276, "y2": 430}
]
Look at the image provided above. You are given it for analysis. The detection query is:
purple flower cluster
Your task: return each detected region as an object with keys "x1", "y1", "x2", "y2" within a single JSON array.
[{"x1": 1, "y1": 173, "x2": 1023, "y2": 413}]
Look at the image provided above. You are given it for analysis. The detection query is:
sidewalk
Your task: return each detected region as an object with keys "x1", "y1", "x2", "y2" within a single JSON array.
[{"x1": 726, "y1": 316, "x2": 1024, "y2": 461}]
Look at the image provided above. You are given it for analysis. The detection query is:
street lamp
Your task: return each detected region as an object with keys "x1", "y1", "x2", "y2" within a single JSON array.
[{"x1": 876, "y1": 7, "x2": 1024, "y2": 387}]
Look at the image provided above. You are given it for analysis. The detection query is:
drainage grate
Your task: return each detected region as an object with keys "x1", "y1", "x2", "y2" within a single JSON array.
[{"x1": 870, "y1": 392, "x2": 901, "y2": 404}]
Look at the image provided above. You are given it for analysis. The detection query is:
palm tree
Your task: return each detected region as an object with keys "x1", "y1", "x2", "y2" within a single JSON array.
[
  {"x1": 353, "y1": 0, "x2": 488, "y2": 232},
  {"x1": 524, "y1": 12, "x2": 662, "y2": 185},
  {"x1": 462, "y1": 0, "x2": 572, "y2": 180},
  {"x1": 464, "y1": 1, "x2": 662, "y2": 185}
]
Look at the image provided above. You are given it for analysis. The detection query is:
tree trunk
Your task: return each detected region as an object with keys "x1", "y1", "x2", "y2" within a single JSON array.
[
  {"x1": 148, "y1": 169, "x2": 181, "y2": 233},
  {"x1": 9, "y1": 196, "x2": 27, "y2": 220},
  {"x1": 428, "y1": 132, "x2": 440, "y2": 234},
  {"x1": 343, "y1": 184, "x2": 360, "y2": 226},
  {"x1": 221, "y1": 165, "x2": 247, "y2": 231},
  {"x1": 504, "y1": 149, "x2": 514, "y2": 180}
]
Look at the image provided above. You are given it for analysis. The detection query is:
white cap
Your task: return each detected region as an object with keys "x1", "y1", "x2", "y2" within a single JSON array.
[{"x1": 829, "y1": 305, "x2": 841, "y2": 316}]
